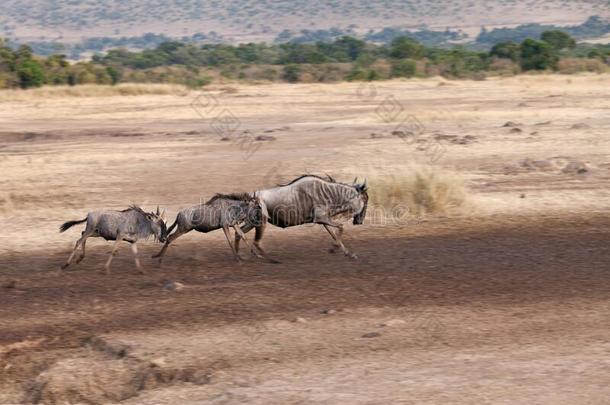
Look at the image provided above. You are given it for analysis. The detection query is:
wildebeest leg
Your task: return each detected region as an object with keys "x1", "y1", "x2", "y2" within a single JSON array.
[
  {"x1": 251, "y1": 223, "x2": 280, "y2": 264},
  {"x1": 104, "y1": 237, "x2": 123, "y2": 274},
  {"x1": 131, "y1": 242, "x2": 144, "y2": 274},
  {"x1": 75, "y1": 231, "x2": 93, "y2": 264},
  {"x1": 61, "y1": 236, "x2": 85, "y2": 269},
  {"x1": 322, "y1": 224, "x2": 357, "y2": 259},
  {"x1": 222, "y1": 225, "x2": 242, "y2": 263},
  {"x1": 232, "y1": 225, "x2": 253, "y2": 260},
  {"x1": 327, "y1": 225, "x2": 343, "y2": 253},
  {"x1": 152, "y1": 229, "x2": 188, "y2": 262},
  {"x1": 234, "y1": 222, "x2": 254, "y2": 256}
]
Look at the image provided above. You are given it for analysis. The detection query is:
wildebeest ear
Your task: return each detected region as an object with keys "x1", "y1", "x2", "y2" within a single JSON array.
[
  {"x1": 160, "y1": 210, "x2": 166, "y2": 220},
  {"x1": 156, "y1": 205, "x2": 160, "y2": 215}
]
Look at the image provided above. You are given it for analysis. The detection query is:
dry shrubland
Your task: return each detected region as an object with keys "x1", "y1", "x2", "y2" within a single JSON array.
[{"x1": 0, "y1": 83, "x2": 190, "y2": 101}]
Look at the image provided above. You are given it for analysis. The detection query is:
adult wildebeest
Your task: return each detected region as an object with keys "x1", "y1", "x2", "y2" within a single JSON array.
[
  {"x1": 59, "y1": 206, "x2": 167, "y2": 274},
  {"x1": 235, "y1": 175, "x2": 368, "y2": 260},
  {"x1": 152, "y1": 193, "x2": 268, "y2": 263}
]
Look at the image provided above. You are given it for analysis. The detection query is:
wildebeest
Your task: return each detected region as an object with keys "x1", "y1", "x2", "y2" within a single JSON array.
[
  {"x1": 59, "y1": 205, "x2": 167, "y2": 274},
  {"x1": 152, "y1": 193, "x2": 268, "y2": 263},
  {"x1": 235, "y1": 174, "x2": 368, "y2": 259}
]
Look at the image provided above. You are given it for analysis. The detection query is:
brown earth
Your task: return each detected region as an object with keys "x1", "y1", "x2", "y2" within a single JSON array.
[{"x1": 1, "y1": 76, "x2": 609, "y2": 403}]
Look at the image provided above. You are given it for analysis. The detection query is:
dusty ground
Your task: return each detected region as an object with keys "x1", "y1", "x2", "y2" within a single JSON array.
[{"x1": 1, "y1": 75, "x2": 609, "y2": 403}]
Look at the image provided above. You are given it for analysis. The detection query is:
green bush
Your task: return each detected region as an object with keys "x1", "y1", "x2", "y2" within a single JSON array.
[
  {"x1": 391, "y1": 59, "x2": 416, "y2": 78},
  {"x1": 389, "y1": 37, "x2": 424, "y2": 59},
  {"x1": 520, "y1": 38, "x2": 559, "y2": 71},
  {"x1": 541, "y1": 30, "x2": 576, "y2": 51},
  {"x1": 282, "y1": 64, "x2": 301, "y2": 82},
  {"x1": 345, "y1": 67, "x2": 367, "y2": 81},
  {"x1": 490, "y1": 41, "x2": 520, "y2": 62},
  {"x1": 16, "y1": 59, "x2": 45, "y2": 88}
]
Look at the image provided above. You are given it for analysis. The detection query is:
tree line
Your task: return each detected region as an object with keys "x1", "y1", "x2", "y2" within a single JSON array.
[{"x1": 1, "y1": 31, "x2": 609, "y2": 89}]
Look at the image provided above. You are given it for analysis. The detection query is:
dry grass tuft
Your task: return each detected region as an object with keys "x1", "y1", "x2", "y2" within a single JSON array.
[
  {"x1": 362, "y1": 165, "x2": 468, "y2": 224},
  {"x1": 0, "y1": 83, "x2": 190, "y2": 101}
]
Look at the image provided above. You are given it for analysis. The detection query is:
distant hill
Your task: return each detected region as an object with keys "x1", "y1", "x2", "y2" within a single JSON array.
[{"x1": 1, "y1": 0, "x2": 609, "y2": 45}]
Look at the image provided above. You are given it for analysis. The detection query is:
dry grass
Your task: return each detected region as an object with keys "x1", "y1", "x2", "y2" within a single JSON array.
[
  {"x1": 0, "y1": 83, "x2": 190, "y2": 101},
  {"x1": 364, "y1": 165, "x2": 469, "y2": 224}
]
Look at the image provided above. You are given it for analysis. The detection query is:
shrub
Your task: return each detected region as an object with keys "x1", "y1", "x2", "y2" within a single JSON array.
[
  {"x1": 488, "y1": 58, "x2": 521, "y2": 76},
  {"x1": 391, "y1": 59, "x2": 417, "y2": 78},
  {"x1": 16, "y1": 60, "x2": 45, "y2": 88},
  {"x1": 557, "y1": 58, "x2": 608, "y2": 74},
  {"x1": 389, "y1": 36, "x2": 424, "y2": 59},
  {"x1": 490, "y1": 41, "x2": 520, "y2": 62},
  {"x1": 345, "y1": 67, "x2": 368, "y2": 81},
  {"x1": 541, "y1": 30, "x2": 576, "y2": 50},
  {"x1": 282, "y1": 64, "x2": 301, "y2": 82},
  {"x1": 520, "y1": 38, "x2": 559, "y2": 71},
  {"x1": 345, "y1": 66, "x2": 381, "y2": 81}
]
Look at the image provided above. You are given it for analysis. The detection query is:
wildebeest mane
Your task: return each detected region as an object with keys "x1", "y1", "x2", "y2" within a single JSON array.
[
  {"x1": 121, "y1": 205, "x2": 149, "y2": 215},
  {"x1": 120, "y1": 205, "x2": 158, "y2": 239},
  {"x1": 279, "y1": 174, "x2": 336, "y2": 187},
  {"x1": 206, "y1": 193, "x2": 253, "y2": 204}
]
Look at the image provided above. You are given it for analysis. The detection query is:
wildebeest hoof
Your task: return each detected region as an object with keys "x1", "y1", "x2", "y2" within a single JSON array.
[
  {"x1": 60, "y1": 263, "x2": 69, "y2": 270},
  {"x1": 347, "y1": 253, "x2": 358, "y2": 259},
  {"x1": 75, "y1": 256, "x2": 85, "y2": 264}
]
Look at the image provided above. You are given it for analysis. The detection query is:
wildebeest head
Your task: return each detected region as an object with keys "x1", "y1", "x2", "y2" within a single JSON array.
[
  {"x1": 352, "y1": 179, "x2": 369, "y2": 225},
  {"x1": 245, "y1": 196, "x2": 266, "y2": 227},
  {"x1": 147, "y1": 206, "x2": 167, "y2": 242}
]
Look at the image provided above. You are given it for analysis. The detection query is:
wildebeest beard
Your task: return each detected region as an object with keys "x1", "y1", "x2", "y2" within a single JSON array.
[{"x1": 353, "y1": 191, "x2": 368, "y2": 225}]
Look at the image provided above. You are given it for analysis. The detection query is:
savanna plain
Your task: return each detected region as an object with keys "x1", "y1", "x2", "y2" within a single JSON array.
[{"x1": 0, "y1": 74, "x2": 609, "y2": 403}]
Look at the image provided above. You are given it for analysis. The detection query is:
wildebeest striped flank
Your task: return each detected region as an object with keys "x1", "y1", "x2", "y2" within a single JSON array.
[{"x1": 235, "y1": 174, "x2": 368, "y2": 259}]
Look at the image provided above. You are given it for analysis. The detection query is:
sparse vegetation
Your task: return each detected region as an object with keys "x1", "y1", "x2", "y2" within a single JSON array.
[
  {"x1": 1, "y1": 28, "x2": 608, "y2": 90},
  {"x1": 0, "y1": 83, "x2": 189, "y2": 101}
]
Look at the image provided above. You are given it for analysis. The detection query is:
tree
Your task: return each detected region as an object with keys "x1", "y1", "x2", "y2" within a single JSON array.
[
  {"x1": 16, "y1": 45, "x2": 33, "y2": 60},
  {"x1": 541, "y1": 30, "x2": 576, "y2": 50},
  {"x1": 520, "y1": 38, "x2": 558, "y2": 71},
  {"x1": 16, "y1": 59, "x2": 45, "y2": 88},
  {"x1": 490, "y1": 41, "x2": 520, "y2": 62},
  {"x1": 389, "y1": 36, "x2": 424, "y2": 59}
]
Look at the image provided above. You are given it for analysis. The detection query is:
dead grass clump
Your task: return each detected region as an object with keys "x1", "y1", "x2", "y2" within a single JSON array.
[
  {"x1": 24, "y1": 356, "x2": 144, "y2": 404},
  {"x1": 558, "y1": 58, "x2": 609, "y2": 74},
  {"x1": 0, "y1": 83, "x2": 189, "y2": 101},
  {"x1": 364, "y1": 165, "x2": 468, "y2": 224}
]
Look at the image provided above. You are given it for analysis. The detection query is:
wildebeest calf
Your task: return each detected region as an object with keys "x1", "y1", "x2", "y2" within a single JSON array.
[
  {"x1": 60, "y1": 205, "x2": 167, "y2": 274},
  {"x1": 153, "y1": 193, "x2": 269, "y2": 262}
]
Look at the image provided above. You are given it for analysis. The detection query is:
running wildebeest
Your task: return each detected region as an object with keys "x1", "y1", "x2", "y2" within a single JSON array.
[
  {"x1": 59, "y1": 206, "x2": 167, "y2": 274},
  {"x1": 152, "y1": 193, "x2": 269, "y2": 263},
  {"x1": 235, "y1": 174, "x2": 368, "y2": 259}
]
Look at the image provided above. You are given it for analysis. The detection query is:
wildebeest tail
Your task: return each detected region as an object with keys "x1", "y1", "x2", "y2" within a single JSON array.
[{"x1": 59, "y1": 218, "x2": 87, "y2": 232}]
